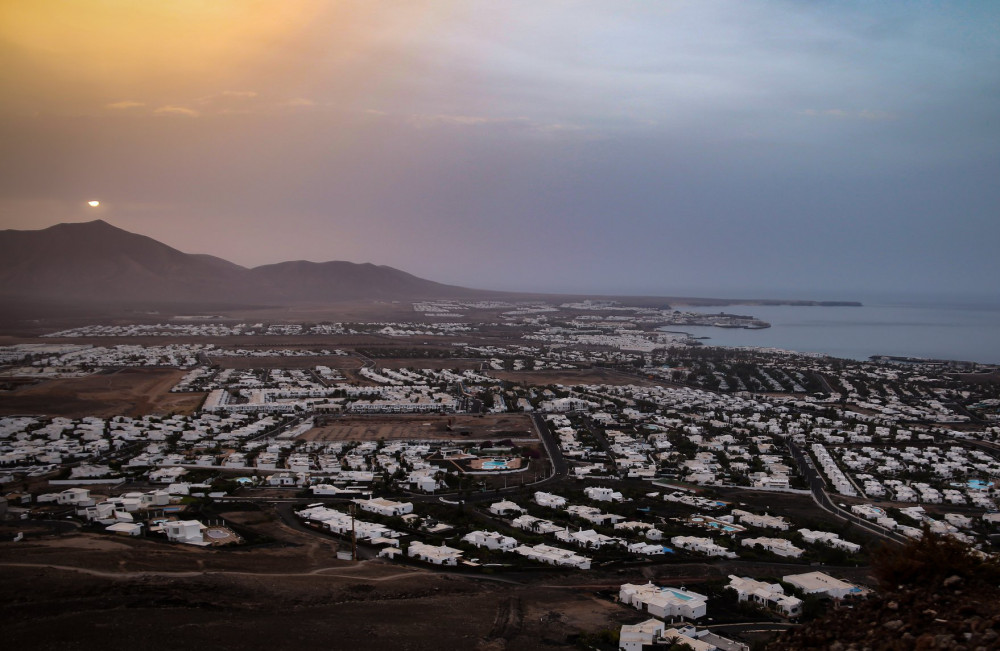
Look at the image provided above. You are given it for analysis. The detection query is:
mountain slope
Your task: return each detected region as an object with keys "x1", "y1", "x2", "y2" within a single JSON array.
[
  {"x1": 0, "y1": 220, "x2": 486, "y2": 304},
  {"x1": 249, "y1": 260, "x2": 482, "y2": 302}
]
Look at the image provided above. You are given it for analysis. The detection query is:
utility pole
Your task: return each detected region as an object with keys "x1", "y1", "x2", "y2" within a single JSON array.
[{"x1": 350, "y1": 503, "x2": 357, "y2": 561}]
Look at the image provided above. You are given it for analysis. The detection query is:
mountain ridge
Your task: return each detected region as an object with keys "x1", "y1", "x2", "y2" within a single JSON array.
[
  {"x1": 0, "y1": 220, "x2": 863, "y2": 309},
  {"x1": 0, "y1": 220, "x2": 486, "y2": 305}
]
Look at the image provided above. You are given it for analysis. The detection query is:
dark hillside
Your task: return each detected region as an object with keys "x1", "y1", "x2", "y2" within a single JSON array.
[{"x1": 769, "y1": 531, "x2": 1000, "y2": 650}]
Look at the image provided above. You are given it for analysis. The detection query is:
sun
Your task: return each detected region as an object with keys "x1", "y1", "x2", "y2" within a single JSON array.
[{"x1": 87, "y1": 200, "x2": 100, "y2": 207}]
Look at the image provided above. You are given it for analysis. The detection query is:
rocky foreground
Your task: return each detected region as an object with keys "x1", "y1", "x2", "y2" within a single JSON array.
[{"x1": 770, "y1": 531, "x2": 1000, "y2": 651}]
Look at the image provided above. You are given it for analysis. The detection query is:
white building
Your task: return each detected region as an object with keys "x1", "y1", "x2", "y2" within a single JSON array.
[
  {"x1": 584, "y1": 486, "x2": 624, "y2": 502},
  {"x1": 353, "y1": 497, "x2": 413, "y2": 517},
  {"x1": 57, "y1": 488, "x2": 92, "y2": 506},
  {"x1": 619, "y1": 619, "x2": 664, "y2": 651},
  {"x1": 726, "y1": 575, "x2": 802, "y2": 617},
  {"x1": 489, "y1": 500, "x2": 525, "y2": 516},
  {"x1": 164, "y1": 520, "x2": 205, "y2": 545},
  {"x1": 462, "y1": 530, "x2": 518, "y2": 551},
  {"x1": 732, "y1": 509, "x2": 790, "y2": 531},
  {"x1": 619, "y1": 582, "x2": 708, "y2": 620},
  {"x1": 513, "y1": 543, "x2": 591, "y2": 569},
  {"x1": 741, "y1": 537, "x2": 804, "y2": 558},
  {"x1": 798, "y1": 529, "x2": 861, "y2": 553},
  {"x1": 671, "y1": 536, "x2": 738, "y2": 559},
  {"x1": 783, "y1": 571, "x2": 866, "y2": 600},
  {"x1": 407, "y1": 541, "x2": 463, "y2": 566},
  {"x1": 534, "y1": 491, "x2": 567, "y2": 508}
]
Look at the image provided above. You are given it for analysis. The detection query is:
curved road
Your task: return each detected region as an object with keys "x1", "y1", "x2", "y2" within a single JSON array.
[{"x1": 787, "y1": 440, "x2": 907, "y2": 545}]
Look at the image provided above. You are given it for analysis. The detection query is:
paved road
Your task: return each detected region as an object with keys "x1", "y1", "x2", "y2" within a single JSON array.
[
  {"x1": 580, "y1": 415, "x2": 622, "y2": 478},
  {"x1": 530, "y1": 412, "x2": 567, "y2": 478},
  {"x1": 787, "y1": 440, "x2": 907, "y2": 545}
]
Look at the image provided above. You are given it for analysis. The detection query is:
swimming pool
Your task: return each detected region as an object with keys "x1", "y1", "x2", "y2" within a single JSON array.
[{"x1": 482, "y1": 459, "x2": 510, "y2": 470}]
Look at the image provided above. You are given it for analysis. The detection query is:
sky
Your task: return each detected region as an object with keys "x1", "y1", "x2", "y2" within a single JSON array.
[{"x1": 1, "y1": 0, "x2": 998, "y2": 300}]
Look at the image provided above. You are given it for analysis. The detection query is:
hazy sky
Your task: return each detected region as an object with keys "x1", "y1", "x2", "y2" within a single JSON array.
[{"x1": 1, "y1": 1, "x2": 998, "y2": 299}]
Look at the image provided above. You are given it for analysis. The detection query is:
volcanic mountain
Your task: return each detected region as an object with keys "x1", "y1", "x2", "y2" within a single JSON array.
[{"x1": 0, "y1": 220, "x2": 485, "y2": 305}]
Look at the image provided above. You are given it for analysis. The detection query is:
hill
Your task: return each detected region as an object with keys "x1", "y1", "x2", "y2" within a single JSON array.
[
  {"x1": 768, "y1": 531, "x2": 1000, "y2": 650},
  {"x1": 0, "y1": 220, "x2": 485, "y2": 305}
]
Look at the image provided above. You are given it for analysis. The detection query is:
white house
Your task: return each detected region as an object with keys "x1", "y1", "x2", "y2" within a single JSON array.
[
  {"x1": 513, "y1": 543, "x2": 591, "y2": 569},
  {"x1": 462, "y1": 530, "x2": 518, "y2": 551},
  {"x1": 534, "y1": 491, "x2": 567, "y2": 508},
  {"x1": 741, "y1": 537, "x2": 804, "y2": 558},
  {"x1": 619, "y1": 619, "x2": 664, "y2": 651},
  {"x1": 783, "y1": 571, "x2": 866, "y2": 600},
  {"x1": 407, "y1": 541, "x2": 463, "y2": 566},
  {"x1": 584, "y1": 486, "x2": 624, "y2": 502},
  {"x1": 57, "y1": 488, "x2": 92, "y2": 506},
  {"x1": 164, "y1": 520, "x2": 205, "y2": 545},
  {"x1": 106, "y1": 522, "x2": 143, "y2": 537},
  {"x1": 726, "y1": 575, "x2": 802, "y2": 617},
  {"x1": 732, "y1": 509, "x2": 790, "y2": 531},
  {"x1": 267, "y1": 472, "x2": 298, "y2": 487},
  {"x1": 489, "y1": 500, "x2": 525, "y2": 516},
  {"x1": 353, "y1": 497, "x2": 413, "y2": 517},
  {"x1": 671, "y1": 536, "x2": 738, "y2": 559},
  {"x1": 619, "y1": 583, "x2": 708, "y2": 620}
]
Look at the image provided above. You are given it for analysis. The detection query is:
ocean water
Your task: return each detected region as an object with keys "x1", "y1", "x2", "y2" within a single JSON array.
[{"x1": 663, "y1": 301, "x2": 1000, "y2": 364}]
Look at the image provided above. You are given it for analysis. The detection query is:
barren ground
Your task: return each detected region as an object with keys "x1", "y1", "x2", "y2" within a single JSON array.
[
  {"x1": 0, "y1": 368, "x2": 204, "y2": 417},
  {"x1": 0, "y1": 508, "x2": 633, "y2": 651},
  {"x1": 491, "y1": 369, "x2": 663, "y2": 387},
  {"x1": 301, "y1": 414, "x2": 537, "y2": 442},
  {"x1": 206, "y1": 354, "x2": 365, "y2": 370}
]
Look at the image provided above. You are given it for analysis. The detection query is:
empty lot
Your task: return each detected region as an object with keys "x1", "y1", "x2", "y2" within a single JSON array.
[{"x1": 300, "y1": 414, "x2": 537, "y2": 442}]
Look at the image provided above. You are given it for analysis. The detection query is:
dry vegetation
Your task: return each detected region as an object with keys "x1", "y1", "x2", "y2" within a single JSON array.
[
  {"x1": 300, "y1": 414, "x2": 536, "y2": 442},
  {"x1": 0, "y1": 512, "x2": 631, "y2": 651},
  {"x1": 0, "y1": 368, "x2": 204, "y2": 418},
  {"x1": 492, "y1": 368, "x2": 662, "y2": 387}
]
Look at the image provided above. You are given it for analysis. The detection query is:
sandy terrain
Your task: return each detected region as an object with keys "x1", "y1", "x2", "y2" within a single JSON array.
[
  {"x1": 492, "y1": 368, "x2": 663, "y2": 387},
  {"x1": 0, "y1": 508, "x2": 634, "y2": 651},
  {"x1": 301, "y1": 414, "x2": 537, "y2": 442},
  {"x1": 206, "y1": 354, "x2": 365, "y2": 370},
  {"x1": 0, "y1": 368, "x2": 204, "y2": 417}
]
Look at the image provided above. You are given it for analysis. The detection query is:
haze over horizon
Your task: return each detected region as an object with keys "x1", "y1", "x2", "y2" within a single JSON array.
[{"x1": 2, "y1": 1, "x2": 998, "y2": 301}]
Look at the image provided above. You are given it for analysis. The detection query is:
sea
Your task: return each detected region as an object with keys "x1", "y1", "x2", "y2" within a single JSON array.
[{"x1": 659, "y1": 298, "x2": 1000, "y2": 364}]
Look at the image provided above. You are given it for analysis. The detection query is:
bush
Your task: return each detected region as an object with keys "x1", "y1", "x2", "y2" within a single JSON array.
[{"x1": 871, "y1": 526, "x2": 1000, "y2": 590}]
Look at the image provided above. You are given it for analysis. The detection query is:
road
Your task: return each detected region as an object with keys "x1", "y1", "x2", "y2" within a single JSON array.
[
  {"x1": 530, "y1": 412, "x2": 567, "y2": 477},
  {"x1": 786, "y1": 440, "x2": 907, "y2": 545}
]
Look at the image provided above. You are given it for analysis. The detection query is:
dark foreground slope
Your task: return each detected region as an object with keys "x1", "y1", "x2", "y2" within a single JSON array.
[{"x1": 769, "y1": 532, "x2": 1000, "y2": 651}]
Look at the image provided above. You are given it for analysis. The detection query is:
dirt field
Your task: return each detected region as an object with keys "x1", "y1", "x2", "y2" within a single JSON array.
[
  {"x1": 0, "y1": 509, "x2": 634, "y2": 651},
  {"x1": 492, "y1": 368, "x2": 663, "y2": 387},
  {"x1": 373, "y1": 358, "x2": 487, "y2": 370},
  {"x1": 301, "y1": 414, "x2": 537, "y2": 442},
  {"x1": 206, "y1": 354, "x2": 364, "y2": 370},
  {"x1": 0, "y1": 368, "x2": 204, "y2": 417}
]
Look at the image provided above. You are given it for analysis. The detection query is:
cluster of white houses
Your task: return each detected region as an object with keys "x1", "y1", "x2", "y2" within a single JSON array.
[{"x1": 617, "y1": 571, "x2": 867, "y2": 651}]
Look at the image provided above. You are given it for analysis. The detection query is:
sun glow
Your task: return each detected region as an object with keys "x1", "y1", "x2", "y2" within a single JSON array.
[
  {"x1": 0, "y1": 1, "x2": 321, "y2": 96},
  {"x1": 87, "y1": 200, "x2": 100, "y2": 207}
]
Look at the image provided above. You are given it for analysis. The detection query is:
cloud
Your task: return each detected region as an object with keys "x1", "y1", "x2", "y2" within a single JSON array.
[
  {"x1": 802, "y1": 108, "x2": 897, "y2": 121},
  {"x1": 220, "y1": 90, "x2": 258, "y2": 99},
  {"x1": 280, "y1": 97, "x2": 316, "y2": 107},
  {"x1": 858, "y1": 110, "x2": 898, "y2": 122},
  {"x1": 409, "y1": 113, "x2": 504, "y2": 127},
  {"x1": 153, "y1": 105, "x2": 200, "y2": 117},
  {"x1": 105, "y1": 100, "x2": 145, "y2": 110}
]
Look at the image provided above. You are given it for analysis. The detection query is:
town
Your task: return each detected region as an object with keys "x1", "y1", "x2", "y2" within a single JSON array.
[{"x1": 2, "y1": 299, "x2": 998, "y2": 649}]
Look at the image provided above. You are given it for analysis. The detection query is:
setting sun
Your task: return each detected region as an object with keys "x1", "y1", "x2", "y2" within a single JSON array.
[{"x1": 87, "y1": 200, "x2": 100, "y2": 207}]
